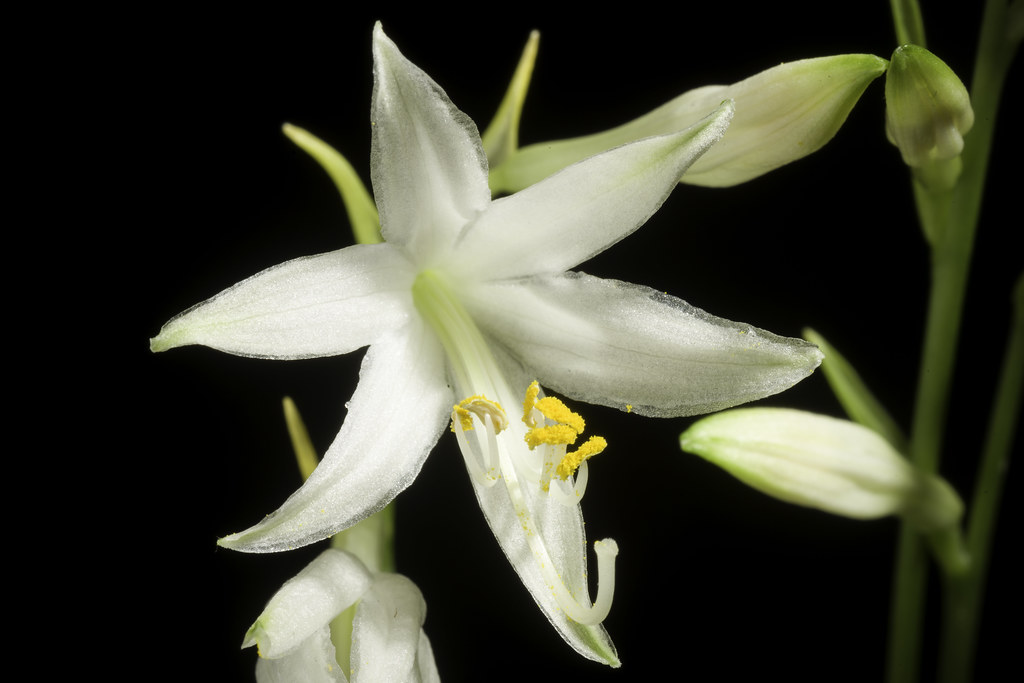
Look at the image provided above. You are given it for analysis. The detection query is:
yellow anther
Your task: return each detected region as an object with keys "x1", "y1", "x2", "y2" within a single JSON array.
[
  {"x1": 534, "y1": 396, "x2": 585, "y2": 434},
  {"x1": 525, "y1": 424, "x2": 579, "y2": 450},
  {"x1": 452, "y1": 406, "x2": 475, "y2": 432},
  {"x1": 523, "y1": 381, "x2": 585, "y2": 436},
  {"x1": 522, "y1": 381, "x2": 541, "y2": 423},
  {"x1": 452, "y1": 395, "x2": 507, "y2": 433},
  {"x1": 556, "y1": 436, "x2": 607, "y2": 480}
]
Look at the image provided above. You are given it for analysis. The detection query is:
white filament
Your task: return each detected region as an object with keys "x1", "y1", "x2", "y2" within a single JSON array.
[
  {"x1": 451, "y1": 403, "x2": 617, "y2": 624},
  {"x1": 452, "y1": 411, "x2": 500, "y2": 487}
]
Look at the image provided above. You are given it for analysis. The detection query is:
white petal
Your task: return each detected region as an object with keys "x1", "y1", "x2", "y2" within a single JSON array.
[
  {"x1": 468, "y1": 442, "x2": 620, "y2": 665},
  {"x1": 370, "y1": 23, "x2": 490, "y2": 265},
  {"x1": 150, "y1": 244, "x2": 414, "y2": 359},
  {"x1": 464, "y1": 272, "x2": 822, "y2": 417},
  {"x1": 350, "y1": 574, "x2": 427, "y2": 683},
  {"x1": 219, "y1": 317, "x2": 453, "y2": 552},
  {"x1": 444, "y1": 102, "x2": 733, "y2": 282},
  {"x1": 414, "y1": 631, "x2": 441, "y2": 683},
  {"x1": 463, "y1": 357, "x2": 619, "y2": 666},
  {"x1": 255, "y1": 625, "x2": 348, "y2": 683},
  {"x1": 245, "y1": 549, "x2": 373, "y2": 659}
]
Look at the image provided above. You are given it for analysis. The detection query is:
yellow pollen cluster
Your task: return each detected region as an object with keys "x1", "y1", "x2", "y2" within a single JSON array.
[
  {"x1": 522, "y1": 380, "x2": 607, "y2": 479},
  {"x1": 525, "y1": 423, "x2": 578, "y2": 449},
  {"x1": 452, "y1": 395, "x2": 507, "y2": 433},
  {"x1": 522, "y1": 382, "x2": 541, "y2": 423},
  {"x1": 556, "y1": 436, "x2": 608, "y2": 479},
  {"x1": 535, "y1": 396, "x2": 585, "y2": 432}
]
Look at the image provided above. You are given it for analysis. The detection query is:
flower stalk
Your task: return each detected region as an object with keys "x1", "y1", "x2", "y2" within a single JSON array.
[{"x1": 886, "y1": 2, "x2": 1021, "y2": 682}]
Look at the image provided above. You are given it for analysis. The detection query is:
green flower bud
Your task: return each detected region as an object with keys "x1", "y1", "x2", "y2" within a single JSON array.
[
  {"x1": 680, "y1": 408, "x2": 963, "y2": 531},
  {"x1": 491, "y1": 54, "x2": 887, "y2": 191},
  {"x1": 885, "y1": 45, "x2": 974, "y2": 168}
]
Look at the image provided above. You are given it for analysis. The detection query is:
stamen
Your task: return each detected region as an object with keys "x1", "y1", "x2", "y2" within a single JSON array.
[
  {"x1": 414, "y1": 265, "x2": 620, "y2": 627},
  {"x1": 557, "y1": 436, "x2": 607, "y2": 480},
  {"x1": 453, "y1": 395, "x2": 508, "y2": 433},
  {"x1": 525, "y1": 424, "x2": 579, "y2": 449},
  {"x1": 521, "y1": 382, "x2": 607, "y2": 494},
  {"x1": 495, "y1": 426, "x2": 620, "y2": 625},
  {"x1": 522, "y1": 381, "x2": 541, "y2": 425},
  {"x1": 451, "y1": 397, "x2": 507, "y2": 487},
  {"x1": 522, "y1": 380, "x2": 585, "y2": 434},
  {"x1": 534, "y1": 396, "x2": 585, "y2": 434},
  {"x1": 547, "y1": 461, "x2": 590, "y2": 505}
]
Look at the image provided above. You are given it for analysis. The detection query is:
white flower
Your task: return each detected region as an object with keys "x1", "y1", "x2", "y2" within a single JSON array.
[
  {"x1": 245, "y1": 548, "x2": 439, "y2": 683},
  {"x1": 152, "y1": 23, "x2": 822, "y2": 664}
]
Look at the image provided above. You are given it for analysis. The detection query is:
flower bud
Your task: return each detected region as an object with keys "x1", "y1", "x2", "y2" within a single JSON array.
[
  {"x1": 491, "y1": 54, "x2": 887, "y2": 191},
  {"x1": 885, "y1": 45, "x2": 974, "y2": 168},
  {"x1": 244, "y1": 548, "x2": 438, "y2": 682},
  {"x1": 680, "y1": 408, "x2": 962, "y2": 530}
]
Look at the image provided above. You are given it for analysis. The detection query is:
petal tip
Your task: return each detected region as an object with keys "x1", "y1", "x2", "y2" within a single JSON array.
[
  {"x1": 240, "y1": 623, "x2": 260, "y2": 651},
  {"x1": 149, "y1": 332, "x2": 174, "y2": 353},
  {"x1": 216, "y1": 532, "x2": 243, "y2": 551}
]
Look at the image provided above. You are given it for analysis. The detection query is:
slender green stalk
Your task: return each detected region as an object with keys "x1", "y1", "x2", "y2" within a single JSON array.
[
  {"x1": 890, "y1": 0, "x2": 927, "y2": 46},
  {"x1": 886, "y1": 145, "x2": 968, "y2": 683},
  {"x1": 886, "y1": 2, "x2": 1019, "y2": 681},
  {"x1": 937, "y1": 276, "x2": 1023, "y2": 683},
  {"x1": 887, "y1": 526, "x2": 928, "y2": 683}
]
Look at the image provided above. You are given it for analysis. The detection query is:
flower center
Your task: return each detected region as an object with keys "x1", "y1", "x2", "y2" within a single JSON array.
[{"x1": 412, "y1": 269, "x2": 618, "y2": 626}]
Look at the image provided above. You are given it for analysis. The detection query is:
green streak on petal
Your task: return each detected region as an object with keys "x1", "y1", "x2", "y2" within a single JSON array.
[
  {"x1": 569, "y1": 623, "x2": 621, "y2": 668},
  {"x1": 282, "y1": 123, "x2": 382, "y2": 245}
]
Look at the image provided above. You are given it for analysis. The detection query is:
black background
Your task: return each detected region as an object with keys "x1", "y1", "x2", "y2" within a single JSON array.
[{"x1": 83, "y1": 3, "x2": 1020, "y2": 680}]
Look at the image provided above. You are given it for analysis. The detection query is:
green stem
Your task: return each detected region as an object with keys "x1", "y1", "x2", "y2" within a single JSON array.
[
  {"x1": 886, "y1": 164, "x2": 969, "y2": 683},
  {"x1": 886, "y1": 2, "x2": 1019, "y2": 681},
  {"x1": 890, "y1": 0, "x2": 927, "y2": 46},
  {"x1": 887, "y1": 525, "x2": 928, "y2": 683},
  {"x1": 938, "y1": 275, "x2": 1024, "y2": 683}
]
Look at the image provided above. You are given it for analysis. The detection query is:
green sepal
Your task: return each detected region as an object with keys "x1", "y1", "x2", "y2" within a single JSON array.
[
  {"x1": 803, "y1": 327, "x2": 908, "y2": 452},
  {"x1": 481, "y1": 30, "x2": 539, "y2": 170},
  {"x1": 283, "y1": 123, "x2": 382, "y2": 245},
  {"x1": 282, "y1": 396, "x2": 319, "y2": 481}
]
